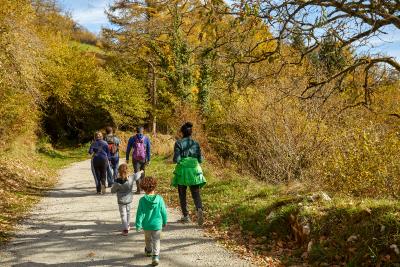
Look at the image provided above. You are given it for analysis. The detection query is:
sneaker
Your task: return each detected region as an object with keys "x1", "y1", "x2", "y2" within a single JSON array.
[
  {"x1": 152, "y1": 255, "x2": 159, "y2": 266},
  {"x1": 144, "y1": 248, "x2": 152, "y2": 257},
  {"x1": 178, "y1": 216, "x2": 190, "y2": 223},
  {"x1": 101, "y1": 185, "x2": 106, "y2": 194},
  {"x1": 122, "y1": 230, "x2": 128, "y2": 236},
  {"x1": 197, "y1": 208, "x2": 204, "y2": 226}
]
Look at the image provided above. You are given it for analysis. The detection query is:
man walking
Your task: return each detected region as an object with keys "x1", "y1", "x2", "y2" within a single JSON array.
[
  {"x1": 126, "y1": 126, "x2": 151, "y2": 194},
  {"x1": 104, "y1": 126, "x2": 121, "y2": 187}
]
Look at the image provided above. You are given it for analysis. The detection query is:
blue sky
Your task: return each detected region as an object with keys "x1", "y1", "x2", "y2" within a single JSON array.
[
  {"x1": 58, "y1": 0, "x2": 400, "y2": 60},
  {"x1": 58, "y1": 0, "x2": 113, "y2": 34}
]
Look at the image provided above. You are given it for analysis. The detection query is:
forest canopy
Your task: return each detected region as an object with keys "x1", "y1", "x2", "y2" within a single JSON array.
[{"x1": 1, "y1": 0, "x2": 399, "y2": 197}]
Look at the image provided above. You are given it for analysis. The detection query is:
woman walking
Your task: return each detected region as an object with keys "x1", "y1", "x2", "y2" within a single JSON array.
[
  {"x1": 89, "y1": 131, "x2": 111, "y2": 194},
  {"x1": 172, "y1": 122, "x2": 206, "y2": 225}
]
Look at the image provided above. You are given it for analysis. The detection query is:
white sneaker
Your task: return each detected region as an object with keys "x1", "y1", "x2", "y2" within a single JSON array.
[
  {"x1": 101, "y1": 185, "x2": 106, "y2": 194},
  {"x1": 152, "y1": 256, "x2": 159, "y2": 266}
]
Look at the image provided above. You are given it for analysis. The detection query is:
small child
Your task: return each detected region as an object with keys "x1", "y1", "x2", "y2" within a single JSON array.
[
  {"x1": 111, "y1": 163, "x2": 134, "y2": 236},
  {"x1": 135, "y1": 176, "x2": 168, "y2": 266}
]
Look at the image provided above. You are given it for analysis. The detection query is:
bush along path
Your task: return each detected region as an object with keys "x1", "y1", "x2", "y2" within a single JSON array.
[
  {"x1": 147, "y1": 156, "x2": 400, "y2": 266},
  {"x1": 0, "y1": 159, "x2": 253, "y2": 267}
]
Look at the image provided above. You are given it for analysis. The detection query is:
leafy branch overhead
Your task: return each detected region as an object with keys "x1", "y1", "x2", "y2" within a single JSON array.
[{"x1": 226, "y1": 0, "x2": 400, "y2": 103}]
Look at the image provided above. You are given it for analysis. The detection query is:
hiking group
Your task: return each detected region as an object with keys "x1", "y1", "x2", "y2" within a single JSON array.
[{"x1": 88, "y1": 122, "x2": 206, "y2": 266}]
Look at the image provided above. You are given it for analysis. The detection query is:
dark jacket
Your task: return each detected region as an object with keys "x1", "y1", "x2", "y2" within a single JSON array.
[
  {"x1": 173, "y1": 137, "x2": 203, "y2": 164},
  {"x1": 126, "y1": 134, "x2": 151, "y2": 162},
  {"x1": 89, "y1": 140, "x2": 111, "y2": 161}
]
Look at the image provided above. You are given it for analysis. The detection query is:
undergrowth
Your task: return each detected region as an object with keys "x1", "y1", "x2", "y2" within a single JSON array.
[
  {"x1": 0, "y1": 140, "x2": 89, "y2": 244},
  {"x1": 147, "y1": 155, "x2": 400, "y2": 266}
]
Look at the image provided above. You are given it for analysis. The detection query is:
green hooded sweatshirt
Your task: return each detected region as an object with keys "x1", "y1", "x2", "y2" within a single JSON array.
[{"x1": 135, "y1": 194, "x2": 167, "y2": 231}]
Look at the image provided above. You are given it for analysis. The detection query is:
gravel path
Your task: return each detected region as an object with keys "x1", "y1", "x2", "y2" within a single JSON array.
[{"x1": 0, "y1": 160, "x2": 253, "y2": 267}]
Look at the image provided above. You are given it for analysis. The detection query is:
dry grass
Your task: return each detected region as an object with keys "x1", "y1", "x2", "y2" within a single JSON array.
[{"x1": 0, "y1": 139, "x2": 89, "y2": 244}]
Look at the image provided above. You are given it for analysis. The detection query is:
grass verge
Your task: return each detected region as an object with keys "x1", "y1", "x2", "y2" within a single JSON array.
[
  {"x1": 0, "y1": 141, "x2": 89, "y2": 244},
  {"x1": 147, "y1": 155, "x2": 400, "y2": 266}
]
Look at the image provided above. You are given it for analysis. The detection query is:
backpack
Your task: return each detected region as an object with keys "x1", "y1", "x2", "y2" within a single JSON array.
[
  {"x1": 132, "y1": 135, "x2": 146, "y2": 161},
  {"x1": 105, "y1": 135, "x2": 118, "y2": 155}
]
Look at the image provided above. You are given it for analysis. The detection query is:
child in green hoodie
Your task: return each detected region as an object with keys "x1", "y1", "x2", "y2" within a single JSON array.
[{"x1": 135, "y1": 176, "x2": 167, "y2": 266}]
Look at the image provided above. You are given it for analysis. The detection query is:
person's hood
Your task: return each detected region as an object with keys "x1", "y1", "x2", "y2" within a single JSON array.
[
  {"x1": 111, "y1": 177, "x2": 132, "y2": 193},
  {"x1": 115, "y1": 178, "x2": 127, "y2": 185},
  {"x1": 143, "y1": 194, "x2": 161, "y2": 209}
]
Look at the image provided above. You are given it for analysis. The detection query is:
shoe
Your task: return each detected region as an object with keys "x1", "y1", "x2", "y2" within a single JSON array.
[
  {"x1": 152, "y1": 255, "x2": 159, "y2": 266},
  {"x1": 96, "y1": 191, "x2": 101, "y2": 195},
  {"x1": 122, "y1": 230, "x2": 128, "y2": 236},
  {"x1": 144, "y1": 248, "x2": 152, "y2": 257},
  {"x1": 197, "y1": 208, "x2": 204, "y2": 226},
  {"x1": 101, "y1": 185, "x2": 106, "y2": 194},
  {"x1": 178, "y1": 216, "x2": 190, "y2": 223}
]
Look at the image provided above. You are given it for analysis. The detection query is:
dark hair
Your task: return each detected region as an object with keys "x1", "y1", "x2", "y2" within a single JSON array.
[
  {"x1": 180, "y1": 122, "x2": 193, "y2": 137},
  {"x1": 140, "y1": 176, "x2": 157, "y2": 193},
  {"x1": 136, "y1": 126, "x2": 144, "y2": 133},
  {"x1": 105, "y1": 126, "x2": 113, "y2": 134}
]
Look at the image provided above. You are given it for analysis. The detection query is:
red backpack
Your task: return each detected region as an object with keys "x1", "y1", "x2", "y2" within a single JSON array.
[{"x1": 105, "y1": 135, "x2": 118, "y2": 155}]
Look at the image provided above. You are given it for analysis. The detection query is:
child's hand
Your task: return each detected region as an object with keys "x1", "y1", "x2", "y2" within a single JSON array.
[{"x1": 136, "y1": 228, "x2": 142, "y2": 233}]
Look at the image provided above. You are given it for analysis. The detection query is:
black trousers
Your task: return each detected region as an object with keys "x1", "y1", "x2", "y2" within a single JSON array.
[
  {"x1": 133, "y1": 160, "x2": 146, "y2": 192},
  {"x1": 93, "y1": 157, "x2": 107, "y2": 192},
  {"x1": 178, "y1": 185, "x2": 203, "y2": 217}
]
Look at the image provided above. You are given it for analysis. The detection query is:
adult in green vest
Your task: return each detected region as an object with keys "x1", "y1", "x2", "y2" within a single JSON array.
[{"x1": 172, "y1": 122, "x2": 206, "y2": 226}]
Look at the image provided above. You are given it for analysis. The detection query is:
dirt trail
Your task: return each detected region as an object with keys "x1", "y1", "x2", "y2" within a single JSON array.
[{"x1": 0, "y1": 160, "x2": 253, "y2": 267}]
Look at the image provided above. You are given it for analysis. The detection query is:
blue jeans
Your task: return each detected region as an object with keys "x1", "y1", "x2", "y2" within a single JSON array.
[{"x1": 107, "y1": 156, "x2": 119, "y2": 186}]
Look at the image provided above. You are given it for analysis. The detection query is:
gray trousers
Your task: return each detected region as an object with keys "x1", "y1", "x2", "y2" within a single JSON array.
[
  {"x1": 118, "y1": 204, "x2": 131, "y2": 230},
  {"x1": 144, "y1": 230, "x2": 161, "y2": 256}
]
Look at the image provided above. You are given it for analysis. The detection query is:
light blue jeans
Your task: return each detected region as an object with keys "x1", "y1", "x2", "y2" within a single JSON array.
[
  {"x1": 118, "y1": 203, "x2": 131, "y2": 230},
  {"x1": 145, "y1": 230, "x2": 161, "y2": 256},
  {"x1": 107, "y1": 156, "x2": 119, "y2": 186}
]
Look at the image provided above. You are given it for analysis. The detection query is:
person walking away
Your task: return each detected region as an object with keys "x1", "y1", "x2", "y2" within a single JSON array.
[
  {"x1": 111, "y1": 163, "x2": 134, "y2": 236},
  {"x1": 172, "y1": 122, "x2": 206, "y2": 225},
  {"x1": 90, "y1": 140, "x2": 99, "y2": 190},
  {"x1": 135, "y1": 176, "x2": 167, "y2": 266},
  {"x1": 89, "y1": 132, "x2": 111, "y2": 194},
  {"x1": 104, "y1": 126, "x2": 121, "y2": 187},
  {"x1": 126, "y1": 126, "x2": 151, "y2": 194}
]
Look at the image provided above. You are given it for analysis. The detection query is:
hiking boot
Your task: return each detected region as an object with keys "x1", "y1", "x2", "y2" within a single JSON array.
[
  {"x1": 178, "y1": 216, "x2": 190, "y2": 223},
  {"x1": 122, "y1": 230, "x2": 128, "y2": 236},
  {"x1": 197, "y1": 208, "x2": 204, "y2": 226},
  {"x1": 101, "y1": 185, "x2": 106, "y2": 194},
  {"x1": 152, "y1": 255, "x2": 160, "y2": 266},
  {"x1": 144, "y1": 248, "x2": 152, "y2": 257}
]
